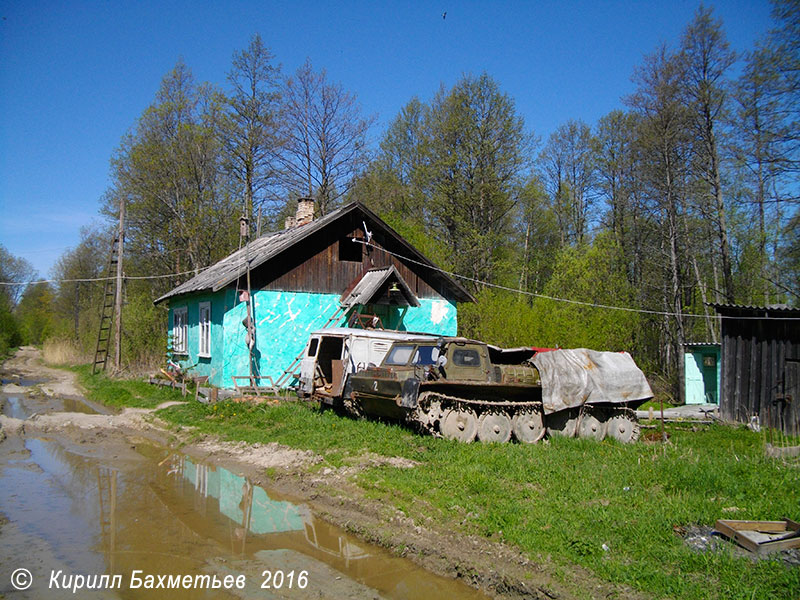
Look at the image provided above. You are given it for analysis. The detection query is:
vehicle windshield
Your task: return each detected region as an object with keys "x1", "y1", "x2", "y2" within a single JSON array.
[{"x1": 384, "y1": 345, "x2": 416, "y2": 365}]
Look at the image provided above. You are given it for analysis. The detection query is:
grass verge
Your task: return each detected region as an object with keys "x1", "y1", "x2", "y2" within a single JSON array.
[
  {"x1": 77, "y1": 371, "x2": 800, "y2": 599},
  {"x1": 71, "y1": 365, "x2": 189, "y2": 409}
]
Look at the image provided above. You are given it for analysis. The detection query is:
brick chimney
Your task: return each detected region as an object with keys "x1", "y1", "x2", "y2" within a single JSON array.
[
  {"x1": 284, "y1": 215, "x2": 296, "y2": 229},
  {"x1": 295, "y1": 197, "x2": 315, "y2": 226}
]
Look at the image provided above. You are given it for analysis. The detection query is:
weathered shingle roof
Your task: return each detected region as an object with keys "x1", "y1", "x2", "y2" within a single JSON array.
[{"x1": 155, "y1": 202, "x2": 474, "y2": 304}]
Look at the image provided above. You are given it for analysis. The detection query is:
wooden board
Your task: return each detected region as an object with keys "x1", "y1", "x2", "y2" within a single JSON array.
[{"x1": 715, "y1": 518, "x2": 800, "y2": 555}]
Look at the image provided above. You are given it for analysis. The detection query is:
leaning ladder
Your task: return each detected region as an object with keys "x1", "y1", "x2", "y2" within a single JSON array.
[
  {"x1": 270, "y1": 304, "x2": 348, "y2": 389},
  {"x1": 92, "y1": 235, "x2": 119, "y2": 374}
]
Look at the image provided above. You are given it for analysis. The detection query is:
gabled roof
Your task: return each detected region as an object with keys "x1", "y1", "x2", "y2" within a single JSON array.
[
  {"x1": 340, "y1": 266, "x2": 420, "y2": 308},
  {"x1": 155, "y1": 202, "x2": 474, "y2": 304}
]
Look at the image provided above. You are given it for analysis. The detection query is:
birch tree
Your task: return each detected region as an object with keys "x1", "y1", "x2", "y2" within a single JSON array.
[
  {"x1": 538, "y1": 120, "x2": 596, "y2": 246},
  {"x1": 279, "y1": 59, "x2": 375, "y2": 215},
  {"x1": 680, "y1": 5, "x2": 737, "y2": 303},
  {"x1": 223, "y1": 34, "x2": 282, "y2": 224}
]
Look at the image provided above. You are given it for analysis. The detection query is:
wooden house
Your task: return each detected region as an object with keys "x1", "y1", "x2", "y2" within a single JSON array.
[
  {"x1": 155, "y1": 199, "x2": 473, "y2": 389},
  {"x1": 711, "y1": 304, "x2": 800, "y2": 435}
]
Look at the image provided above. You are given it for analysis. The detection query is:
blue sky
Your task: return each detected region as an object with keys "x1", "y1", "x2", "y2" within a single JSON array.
[{"x1": 0, "y1": 0, "x2": 774, "y2": 279}]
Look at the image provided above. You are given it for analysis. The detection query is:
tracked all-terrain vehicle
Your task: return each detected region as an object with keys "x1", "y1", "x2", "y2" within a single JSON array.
[{"x1": 343, "y1": 338, "x2": 653, "y2": 443}]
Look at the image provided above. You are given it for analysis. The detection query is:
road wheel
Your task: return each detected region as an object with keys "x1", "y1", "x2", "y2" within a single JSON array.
[
  {"x1": 477, "y1": 412, "x2": 512, "y2": 443},
  {"x1": 606, "y1": 409, "x2": 640, "y2": 443},
  {"x1": 511, "y1": 408, "x2": 546, "y2": 443},
  {"x1": 441, "y1": 408, "x2": 478, "y2": 442},
  {"x1": 577, "y1": 411, "x2": 606, "y2": 440}
]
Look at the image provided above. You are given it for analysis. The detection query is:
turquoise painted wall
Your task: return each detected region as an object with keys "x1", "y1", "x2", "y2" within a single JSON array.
[
  {"x1": 172, "y1": 290, "x2": 458, "y2": 388},
  {"x1": 401, "y1": 298, "x2": 458, "y2": 335},
  {"x1": 221, "y1": 291, "x2": 458, "y2": 388},
  {"x1": 222, "y1": 291, "x2": 344, "y2": 388},
  {"x1": 168, "y1": 289, "x2": 232, "y2": 387}
]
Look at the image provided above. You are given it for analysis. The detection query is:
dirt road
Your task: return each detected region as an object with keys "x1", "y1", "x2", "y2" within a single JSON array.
[{"x1": 0, "y1": 348, "x2": 641, "y2": 600}]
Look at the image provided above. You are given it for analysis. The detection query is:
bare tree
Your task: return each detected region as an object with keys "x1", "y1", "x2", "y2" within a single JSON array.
[
  {"x1": 278, "y1": 59, "x2": 375, "y2": 215},
  {"x1": 538, "y1": 120, "x2": 596, "y2": 246},
  {"x1": 680, "y1": 5, "x2": 737, "y2": 303},
  {"x1": 627, "y1": 45, "x2": 692, "y2": 401},
  {"x1": 223, "y1": 34, "x2": 282, "y2": 223},
  {"x1": 0, "y1": 244, "x2": 36, "y2": 306}
]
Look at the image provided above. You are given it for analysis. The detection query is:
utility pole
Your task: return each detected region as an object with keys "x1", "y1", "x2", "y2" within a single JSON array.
[{"x1": 113, "y1": 198, "x2": 125, "y2": 371}]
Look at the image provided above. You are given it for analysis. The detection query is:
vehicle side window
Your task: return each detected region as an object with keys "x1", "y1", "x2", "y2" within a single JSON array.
[
  {"x1": 385, "y1": 345, "x2": 415, "y2": 365},
  {"x1": 412, "y1": 345, "x2": 438, "y2": 365},
  {"x1": 307, "y1": 338, "x2": 319, "y2": 357},
  {"x1": 452, "y1": 348, "x2": 481, "y2": 367}
]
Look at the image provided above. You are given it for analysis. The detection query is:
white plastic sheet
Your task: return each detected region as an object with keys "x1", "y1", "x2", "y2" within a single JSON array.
[{"x1": 532, "y1": 349, "x2": 653, "y2": 414}]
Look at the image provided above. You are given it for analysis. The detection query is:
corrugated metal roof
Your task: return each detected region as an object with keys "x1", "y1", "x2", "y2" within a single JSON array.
[
  {"x1": 709, "y1": 303, "x2": 800, "y2": 315},
  {"x1": 339, "y1": 265, "x2": 420, "y2": 308},
  {"x1": 155, "y1": 202, "x2": 474, "y2": 304}
]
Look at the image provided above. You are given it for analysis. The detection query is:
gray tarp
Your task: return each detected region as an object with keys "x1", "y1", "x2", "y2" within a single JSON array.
[{"x1": 532, "y1": 349, "x2": 653, "y2": 414}]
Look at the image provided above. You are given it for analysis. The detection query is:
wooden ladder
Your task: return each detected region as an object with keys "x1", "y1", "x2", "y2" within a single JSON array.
[
  {"x1": 92, "y1": 235, "x2": 119, "y2": 374},
  {"x1": 271, "y1": 304, "x2": 348, "y2": 389}
]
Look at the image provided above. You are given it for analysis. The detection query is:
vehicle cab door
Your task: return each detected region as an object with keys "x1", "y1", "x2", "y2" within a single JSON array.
[
  {"x1": 299, "y1": 336, "x2": 321, "y2": 396},
  {"x1": 445, "y1": 343, "x2": 492, "y2": 381}
]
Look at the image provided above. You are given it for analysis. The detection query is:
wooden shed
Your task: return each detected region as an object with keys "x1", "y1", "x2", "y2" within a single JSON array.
[{"x1": 711, "y1": 304, "x2": 800, "y2": 435}]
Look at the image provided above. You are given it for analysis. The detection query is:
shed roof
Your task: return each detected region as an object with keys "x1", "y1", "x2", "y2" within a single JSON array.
[
  {"x1": 709, "y1": 303, "x2": 800, "y2": 318},
  {"x1": 155, "y1": 202, "x2": 473, "y2": 304}
]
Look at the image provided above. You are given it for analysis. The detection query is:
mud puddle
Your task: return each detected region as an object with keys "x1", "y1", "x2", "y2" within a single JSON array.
[
  {"x1": 2, "y1": 375, "x2": 105, "y2": 418},
  {"x1": 0, "y1": 402, "x2": 488, "y2": 599}
]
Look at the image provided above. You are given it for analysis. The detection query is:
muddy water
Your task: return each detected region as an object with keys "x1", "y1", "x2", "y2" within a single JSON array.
[
  {"x1": 1, "y1": 377, "x2": 105, "y2": 418},
  {"x1": 0, "y1": 393, "x2": 488, "y2": 599}
]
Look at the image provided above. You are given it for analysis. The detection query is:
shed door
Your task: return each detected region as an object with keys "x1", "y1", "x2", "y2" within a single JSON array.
[{"x1": 684, "y1": 353, "x2": 705, "y2": 405}]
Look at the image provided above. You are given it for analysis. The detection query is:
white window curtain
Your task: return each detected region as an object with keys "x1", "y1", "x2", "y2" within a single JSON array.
[
  {"x1": 173, "y1": 307, "x2": 188, "y2": 354},
  {"x1": 198, "y1": 302, "x2": 211, "y2": 357}
]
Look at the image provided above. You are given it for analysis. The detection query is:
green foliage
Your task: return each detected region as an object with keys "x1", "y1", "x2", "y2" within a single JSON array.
[
  {"x1": 461, "y1": 235, "x2": 640, "y2": 352},
  {"x1": 535, "y1": 234, "x2": 639, "y2": 351},
  {"x1": 15, "y1": 282, "x2": 56, "y2": 345},
  {"x1": 0, "y1": 293, "x2": 22, "y2": 358},
  {"x1": 120, "y1": 285, "x2": 168, "y2": 370}
]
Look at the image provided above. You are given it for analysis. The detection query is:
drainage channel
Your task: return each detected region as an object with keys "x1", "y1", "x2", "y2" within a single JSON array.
[{"x1": 0, "y1": 396, "x2": 489, "y2": 599}]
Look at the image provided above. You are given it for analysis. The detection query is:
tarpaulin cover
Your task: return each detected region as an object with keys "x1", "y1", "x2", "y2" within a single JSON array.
[{"x1": 532, "y1": 349, "x2": 653, "y2": 414}]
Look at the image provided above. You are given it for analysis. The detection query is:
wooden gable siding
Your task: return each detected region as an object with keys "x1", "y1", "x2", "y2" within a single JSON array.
[
  {"x1": 251, "y1": 221, "x2": 447, "y2": 299},
  {"x1": 253, "y1": 223, "x2": 446, "y2": 298}
]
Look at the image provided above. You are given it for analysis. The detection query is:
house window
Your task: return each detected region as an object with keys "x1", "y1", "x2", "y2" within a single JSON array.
[
  {"x1": 173, "y1": 307, "x2": 188, "y2": 355},
  {"x1": 338, "y1": 237, "x2": 362, "y2": 262},
  {"x1": 198, "y1": 302, "x2": 211, "y2": 357}
]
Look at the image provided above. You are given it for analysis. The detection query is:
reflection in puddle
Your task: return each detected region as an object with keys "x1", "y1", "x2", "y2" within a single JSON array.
[
  {"x1": 0, "y1": 436, "x2": 488, "y2": 599},
  {"x1": 1, "y1": 394, "x2": 99, "y2": 419},
  {"x1": 164, "y1": 455, "x2": 486, "y2": 598}
]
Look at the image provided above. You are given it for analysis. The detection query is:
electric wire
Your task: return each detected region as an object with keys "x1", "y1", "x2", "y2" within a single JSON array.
[{"x1": 1, "y1": 240, "x2": 798, "y2": 321}]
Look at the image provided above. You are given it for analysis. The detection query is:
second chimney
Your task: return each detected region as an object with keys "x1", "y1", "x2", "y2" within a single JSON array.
[{"x1": 295, "y1": 197, "x2": 315, "y2": 226}]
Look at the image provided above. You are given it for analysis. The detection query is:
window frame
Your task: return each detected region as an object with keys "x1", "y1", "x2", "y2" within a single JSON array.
[
  {"x1": 198, "y1": 301, "x2": 211, "y2": 358},
  {"x1": 173, "y1": 306, "x2": 188, "y2": 355}
]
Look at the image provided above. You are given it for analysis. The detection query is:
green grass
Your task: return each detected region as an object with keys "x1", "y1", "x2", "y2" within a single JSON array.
[
  {"x1": 638, "y1": 399, "x2": 679, "y2": 411},
  {"x1": 71, "y1": 365, "x2": 189, "y2": 409},
  {"x1": 74, "y1": 369, "x2": 800, "y2": 599}
]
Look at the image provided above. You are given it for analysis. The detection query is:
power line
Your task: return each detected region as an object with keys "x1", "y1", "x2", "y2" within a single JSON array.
[
  {"x1": 2, "y1": 240, "x2": 798, "y2": 321},
  {"x1": 355, "y1": 239, "x2": 800, "y2": 322},
  {"x1": 0, "y1": 266, "x2": 211, "y2": 287}
]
